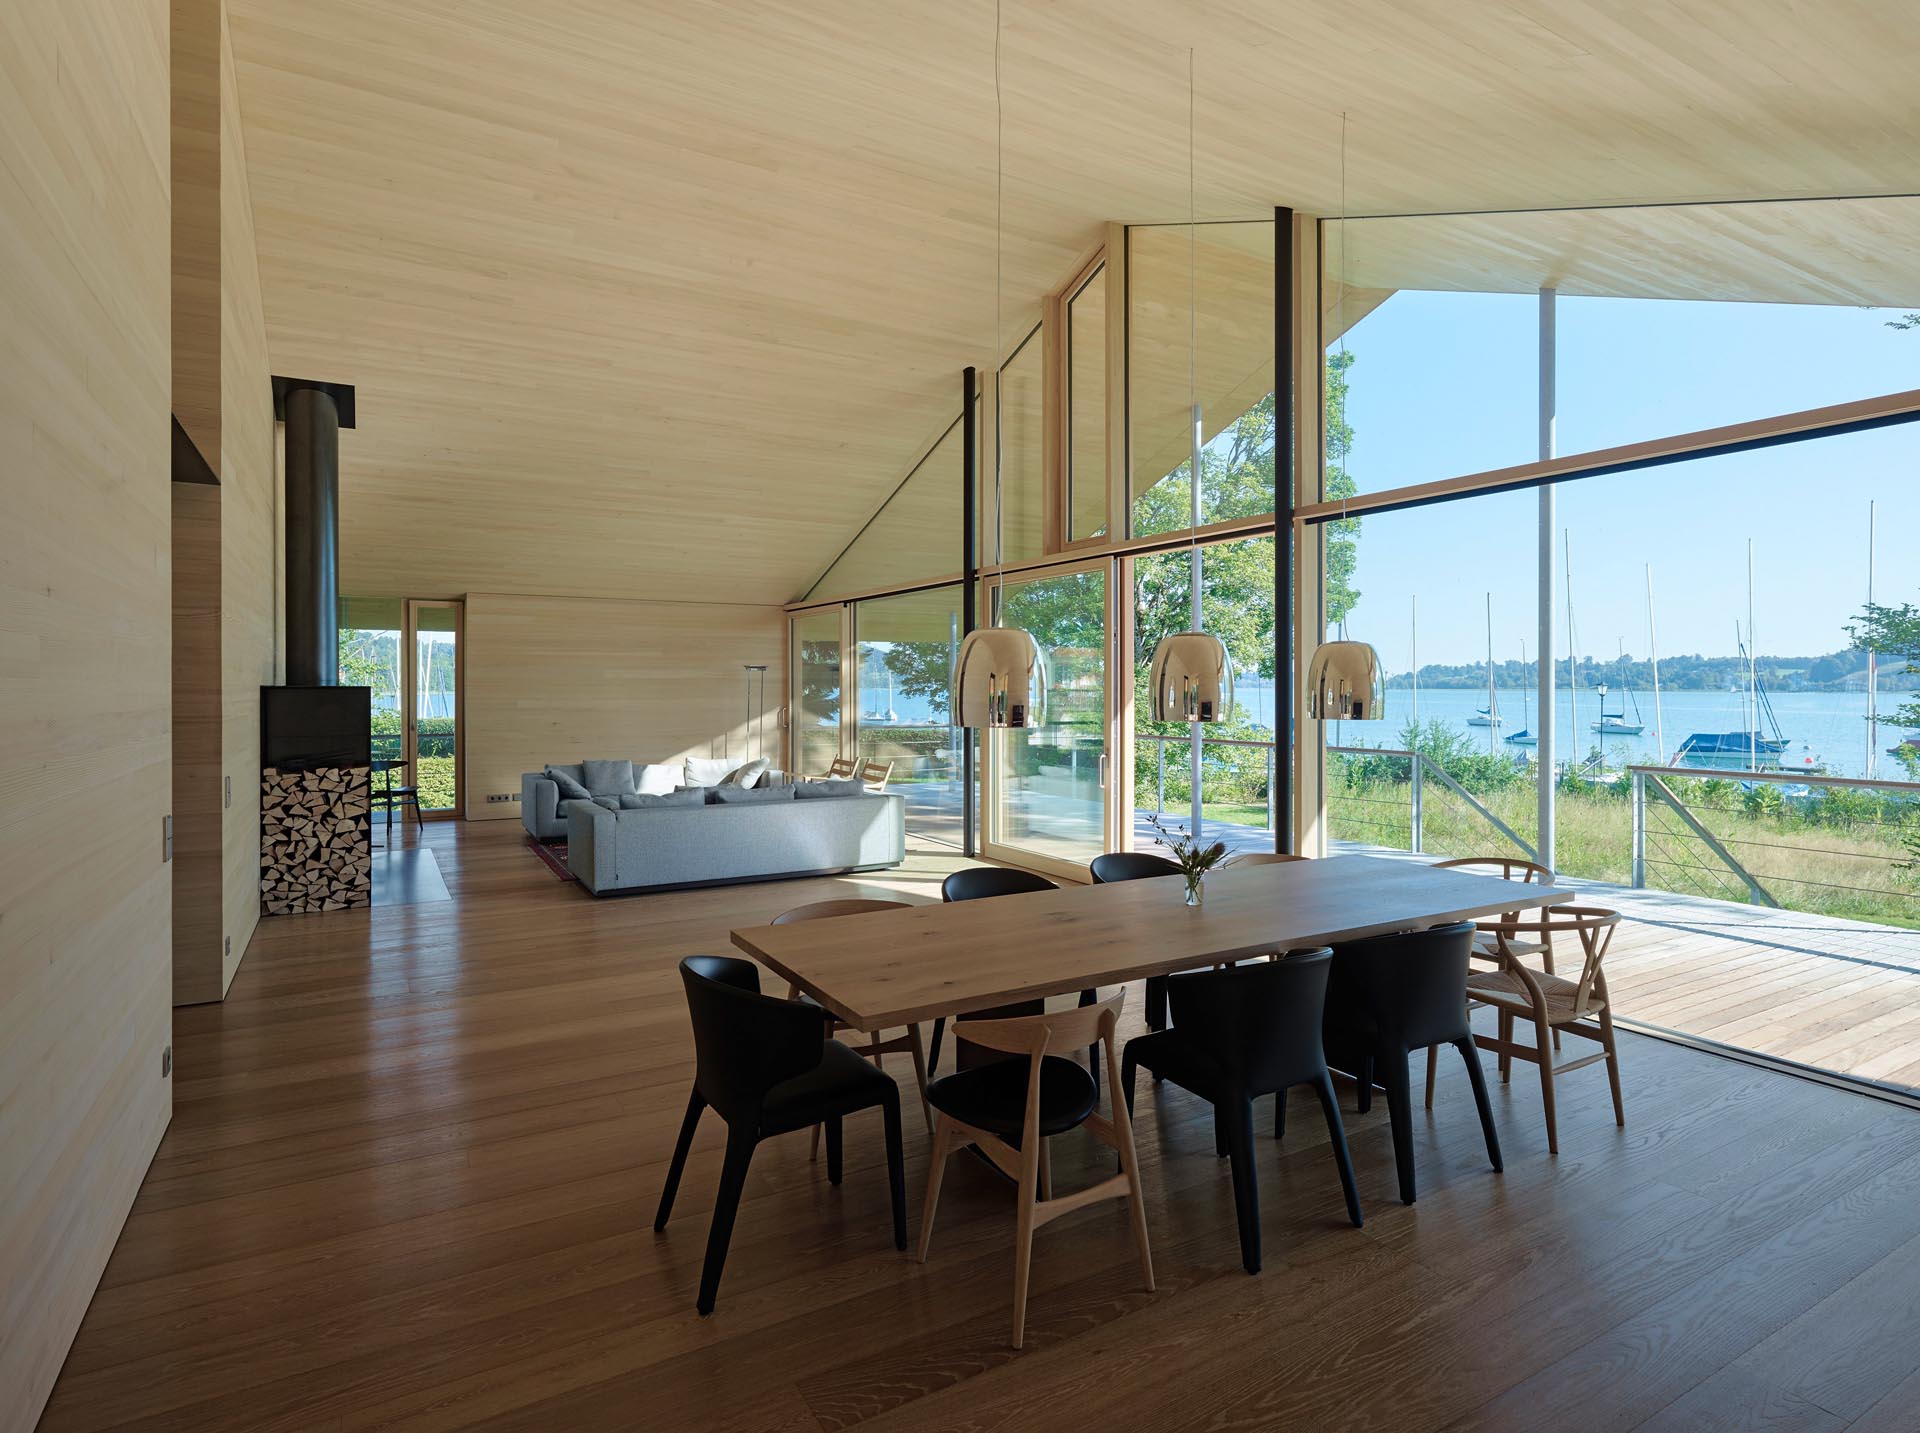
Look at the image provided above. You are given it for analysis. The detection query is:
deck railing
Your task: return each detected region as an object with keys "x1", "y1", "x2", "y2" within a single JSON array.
[
  {"x1": 1137, "y1": 732, "x2": 1278, "y2": 831},
  {"x1": 1629, "y1": 764, "x2": 1920, "y2": 921},
  {"x1": 1326, "y1": 746, "x2": 1538, "y2": 861}
]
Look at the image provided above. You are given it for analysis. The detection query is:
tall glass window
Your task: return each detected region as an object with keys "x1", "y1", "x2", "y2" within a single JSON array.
[
  {"x1": 1066, "y1": 265, "x2": 1109, "y2": 543},
  {"x1": 791, "y1": 609, "x2": 843, "y2": 777},
  {"x1": 995, "y1": 328, "x2": 1047, "y2": 564},
  {"x1": 853, "y1": 586, "x2": 963, "y2": 848},
  {"x1": 1128, "y1": 220, "x2": 1276, "y2": 536}
]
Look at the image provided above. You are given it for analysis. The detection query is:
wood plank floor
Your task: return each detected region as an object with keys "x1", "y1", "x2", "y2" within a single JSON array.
[{"x1": 37, "y1": 821, "x2": 1920, "y2": 1432}]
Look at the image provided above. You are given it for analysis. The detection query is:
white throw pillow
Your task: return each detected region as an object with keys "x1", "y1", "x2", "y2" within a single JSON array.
[
  {"x1": 683, "y1": 756, "x2": 740, "y2": 787},
  {"x1": 721, "y1": 757, "x2": 770, "y2": 788},
  {"x1": 634, "y1": 762, "x2": 678, "y2": 796}
]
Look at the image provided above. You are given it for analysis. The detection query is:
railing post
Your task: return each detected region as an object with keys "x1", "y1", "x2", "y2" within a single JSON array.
[
  {"x1": 1266, "y1": 743, "x2": 1276, "y2": 832},
  {"x1": 1410, "y1": 755, "x2": 1424, "y2": 854},
  {"x1": 1156, "y1": 738, "x2": 1165, "y2": 815},
  {"x1": 1631, "y1": 770, "x2": 1646, "y2": 889}
]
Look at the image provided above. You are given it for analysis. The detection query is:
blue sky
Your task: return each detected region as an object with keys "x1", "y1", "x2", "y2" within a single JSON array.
[{"x1": 1334, "y1": 291, "x2": 1920, "y2": 668}]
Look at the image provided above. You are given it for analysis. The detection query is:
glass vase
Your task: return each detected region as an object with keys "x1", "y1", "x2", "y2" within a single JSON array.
[{"x1": 1184, "y1": 870, "x2": 1204, "y2": 907}]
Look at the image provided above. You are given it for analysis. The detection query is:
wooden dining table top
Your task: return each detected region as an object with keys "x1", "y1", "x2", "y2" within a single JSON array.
[{"x1": 729, "y1": 854, "x2": 1570, "y2": 1030}]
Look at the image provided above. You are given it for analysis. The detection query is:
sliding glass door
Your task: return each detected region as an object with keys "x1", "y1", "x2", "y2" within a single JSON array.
[
  {"x1": 982, "y1": 562, "x2": 1113, "y2": 877},
  {"x1": 404, "y1": 599, "x2": 462, "y2": 814},
  {"x1": 791, "y1": 608, "x2": 846, "y2": 778}
]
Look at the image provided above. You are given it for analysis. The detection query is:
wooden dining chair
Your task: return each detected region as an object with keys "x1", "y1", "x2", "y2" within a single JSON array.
[
  {"x1": 1088, "y1": 852, "x2": 1185, "y2": 1030},
  {"x1": 917, "y1": 993, "x2": 1154, "y2": 1348},
  {"x1": 932, "y1": 868, "x2": 1101, "y2": 1082},
  {"x1": 654, "y1": 956, "x2": 906, "y2": 1315},
  {"x1": 773, "y1": 899, "x2": 932, "y2": 1143},
  {"x1": 812, "y1": 756, "x2": 858, "y2": 782},
  {"x1": 1428, "y1": 854, "x2": 1562, "y2": 1089},
  {"x1": 1465, "y1": 905, "x2": 1624, "y2": 1155},
  {"x1": 858, "y1": 758, "x2": 894, "y2": 792}
]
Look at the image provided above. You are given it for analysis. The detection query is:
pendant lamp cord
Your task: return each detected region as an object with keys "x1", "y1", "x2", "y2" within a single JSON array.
[{"x1": 993, "y1": 0, "x2": 1004, "y2": 574}]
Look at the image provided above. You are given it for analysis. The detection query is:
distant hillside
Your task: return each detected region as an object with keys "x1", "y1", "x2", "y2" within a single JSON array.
[{"x1": 1386, "y1": 648, "x2": 1920, "y2": 693}]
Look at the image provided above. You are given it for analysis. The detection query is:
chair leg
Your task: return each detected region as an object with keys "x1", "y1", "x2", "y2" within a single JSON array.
[
  {"x1": 928, "y1": 1016, "x2": 946, "y2": 1075},
  {"x1": 1078, "y1": 987, "x2": 1100, "y2": 1088},
  {"x1": 1382, "y1": 1050, "x2": 1416, "y2": 1205},
  {"x1": 1273, "y1": 1084, "x2": 1287, "y2": 1140},
  {"x1": 1010, "y1": 1137, "x2": 1041, "y2": 1349},
  {"x1": 1224, "y1": 1097, "x2": 1261, "y2": 1274},
  {"x1": 653, "y1": 1088, "x2": 704, "y2": 1231},
  {"x1": 696, "y1": 1125, "x2": 757, "y2": 1316},
  {"x1": 1498, "y1": 1010, "x2": 1513, "y2": 1083},
  {"x1": 1312, "y1": 1073, "x2": 1363, "y2": 1229},
  {"x1": 1108, "y1": 1041, "x2": 1156, "y2": 1297},
  {"x1": 1146, "y1": 975, "x2": 1168, "y2": 1032},
  {"x1": 906, "y1": 1023, "x2": 934, "y2": 1135},
  {"x1": 1213, "y1": 1105, "x2": 1230, "y2": 1158},
  {"x1": 881, "y1": 1089, "x2": 906, "y2": 1251},
  {"x1": 1455, "y1": 1037, "x2": 1503, "y2": 1174},
  {"x1": 1424, "y1": 1043, "x2": 1439, "y2": 1110},
  {"x1": 1121, "y1": 1045, "x2": 1141, "y2": 1119},
  {"x1": 1534, "y1": 1008, "x2": 1559, "y2": 1155},
  {"x1": 916, "y1": 1118, "x2": 955, "y2": 1263},
  {"x1": 810, "y1": 1121, "x2": 821, "y2": 1162},
  {"x1": 825, "y1": 1115, "x2": 844, "y2": 1185},
  {"x1": 1356, "y1": 1053, "x2": 1375, "y2": 1115},
  {"x1": 1038, "y1": 1139, "x2": 1053, "y2": 1202},
  {"x1": 1600, "y1": 1005, "x2": 1625, "y2": 1127}
]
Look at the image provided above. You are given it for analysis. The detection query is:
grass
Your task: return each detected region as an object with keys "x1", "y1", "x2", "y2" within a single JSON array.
[{"x1": 1329, "y1": 774, "x2": 1920, "y2": 929}]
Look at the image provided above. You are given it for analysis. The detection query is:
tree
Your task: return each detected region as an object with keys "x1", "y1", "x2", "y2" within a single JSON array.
[{"x1": 1848, "y1": 602, "x2": 1920, "y2": 732}]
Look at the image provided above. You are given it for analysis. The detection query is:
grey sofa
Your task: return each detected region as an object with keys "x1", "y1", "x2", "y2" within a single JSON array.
[
  {"x1": 521, "y1": 761, "x2": 788, "y2": 840},
  {"x1": 565, "y1": 789, "x2": 905, "y2": 895}
]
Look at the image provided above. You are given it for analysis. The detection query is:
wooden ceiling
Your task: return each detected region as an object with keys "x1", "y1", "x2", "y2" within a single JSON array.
[{"x1": 227, "y1": 0, "x2": 1920, "y2": 606}]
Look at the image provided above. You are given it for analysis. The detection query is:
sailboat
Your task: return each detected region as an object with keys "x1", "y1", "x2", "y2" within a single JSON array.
[
  {"x1": 1466, "y1": 594, "x2": 1501, "y2": 731},
  {"x1": 1505, "y1": 639, "x2": 1537, "y2": 747},
  {"x1": 1592, "y1": 644, "x2": 1645, "y2": 735}
]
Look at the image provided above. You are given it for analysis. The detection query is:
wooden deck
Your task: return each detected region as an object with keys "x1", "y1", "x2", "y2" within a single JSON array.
[{"x1": 1570, "y1": 880, "x2": 1920, "y2": 1095}]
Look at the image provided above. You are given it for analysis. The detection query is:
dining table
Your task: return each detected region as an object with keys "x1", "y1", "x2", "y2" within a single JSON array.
[{"x1": 730, "y1": 853, "x2": 1570, "y2": 1031}]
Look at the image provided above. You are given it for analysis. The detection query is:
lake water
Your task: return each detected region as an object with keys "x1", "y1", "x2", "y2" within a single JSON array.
[{"x1": 859, "y1": 677, "x2": 1916, "y2": 782}]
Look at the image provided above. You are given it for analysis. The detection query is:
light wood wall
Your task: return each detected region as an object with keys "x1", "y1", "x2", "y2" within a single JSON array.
[
  {"x1": 172, "y1": 485, "x2": 226, "y2": 1003},
  {"x1": 0, "y1": 2, "x2": 174, "y2": 1428},
  {"x1": 463, "y1": 594, "x2": 787, "y2": 822},
  {"x1": 218, "y1": 0, "x2": 278, "y2": 989}
]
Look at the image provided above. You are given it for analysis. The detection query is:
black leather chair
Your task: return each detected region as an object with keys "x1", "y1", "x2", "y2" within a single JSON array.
[
  {"x1": 930, "y1": 868, "x2": 1100, "y2": 1078},
  {"x1": 1322, "y1": 922, "x2": 1502, "y2": 1205},
  {"x1": 653, "y1": 955, "x2": 906, "y2": 1314},
  {"x1": 1121, "y1": 952, "x2": 1362, "y2": 1274},
  {"x1": 1089, "y1": 852, "x2": 1182, "y2": 1031}
]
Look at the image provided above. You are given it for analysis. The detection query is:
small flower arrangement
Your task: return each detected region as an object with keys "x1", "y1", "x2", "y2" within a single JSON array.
[{"x1": 1145, "y1": 814, "x2": 1229, "y2": 906}]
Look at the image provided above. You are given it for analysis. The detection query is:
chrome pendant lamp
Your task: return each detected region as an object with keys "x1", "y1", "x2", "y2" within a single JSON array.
[
  {"x1": 954, "y1": 0, "x2": 1047, "y2": 730},
  {"x1": 1146, "y1": 48, "x2": 1233, "y2": 726}
]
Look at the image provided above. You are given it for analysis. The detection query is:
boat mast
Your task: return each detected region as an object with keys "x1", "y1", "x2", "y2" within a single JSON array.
[
  {"x1": 1485, "y1": 592, "x2": 1497, "y2": 754},
  {"x1": 1411, "y1": 595, "x2": 1419, "y2": 729},
  {"x1": 1564, "y1": 528, "x2": 1578, "y2": 774},
  {"x1": 1747, "y1": 538, "x2": 1758, "y2": 774},
  {"x1": 1867, "y1": 499, "x2": 1878, "y2": 780},
  {"x1": 1646, "y1": 565, "x2": 1665, "y2": 765}
]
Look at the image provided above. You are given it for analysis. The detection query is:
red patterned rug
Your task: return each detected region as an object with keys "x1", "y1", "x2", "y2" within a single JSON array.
[{"x1": 526, "y1": 837, "x2": 577, "y2": 882}]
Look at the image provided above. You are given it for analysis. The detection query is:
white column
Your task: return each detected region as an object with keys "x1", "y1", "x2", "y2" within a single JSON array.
[{"x1": 1537, "y1": 287, "x2": 1557, "y2": 873}]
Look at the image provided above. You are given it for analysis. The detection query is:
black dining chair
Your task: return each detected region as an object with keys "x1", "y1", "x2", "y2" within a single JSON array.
[
  {"x1": 930, "y1": 868, "x2": 1094, "y2": 1077},
  {"x1": 653, "y1": 955, "x2": 906, "y2": 1315},
  {"x1": 1120, "y1": 952, "x2": 1362, "y2": 1274},
  {"x1": 1089, "y1": 852, "x2": 1182, "y2": 1031},
  {"x1": 1322, "y1": 922, "x2": 1502, "y2": 1205}
]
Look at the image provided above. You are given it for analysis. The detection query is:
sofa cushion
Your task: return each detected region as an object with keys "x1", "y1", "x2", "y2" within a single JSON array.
[
  {"x1": 795, "y1": 778, "x2": 867, "y2": 800},
  {"x1": 582, "y1": 759, "x2": 634, "y2": 796},
  {"x1": 635, "y1": 762, "x2": 678, "y2": 796},
  {"x1": 711, "y1": 784, "x2": 795, "y2": 805},
  {"x1": 721, "y1": 757, "x2": 771, "y2": 788},
  {"x1": 684, "y1": 756, "x2": 742, "y2": 787},
  {"x1": 619, "y1": 788, "x2": 706, "y2": 809},
  {"x1": 557, "y1": 797, "x2": 603, "y2": 820},
  {"x1": 546, "y1": 765, "x2": 591, "y2": 800}
]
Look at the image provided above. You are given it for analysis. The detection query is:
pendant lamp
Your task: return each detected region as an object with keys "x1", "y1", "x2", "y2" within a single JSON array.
[
  {"x1": 1305, "y1": 640, "x2": 1385, "y2": 720},
  {"x1": 1145, "y1": 49, "x2": 1233, "y2": 725},
  {"x1": 954, "y1": 0, "x2": 1046, "y2": 730}
]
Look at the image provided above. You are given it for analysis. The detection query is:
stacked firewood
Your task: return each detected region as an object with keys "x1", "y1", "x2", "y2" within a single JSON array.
[{"x1": 261, "y1": 765, "x2": 372, "y2": 914}]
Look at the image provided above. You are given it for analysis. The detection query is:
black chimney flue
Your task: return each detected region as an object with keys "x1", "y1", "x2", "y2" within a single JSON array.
[{"x1": 284, "y1": 384, "x2": 341, "y2": 686}]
